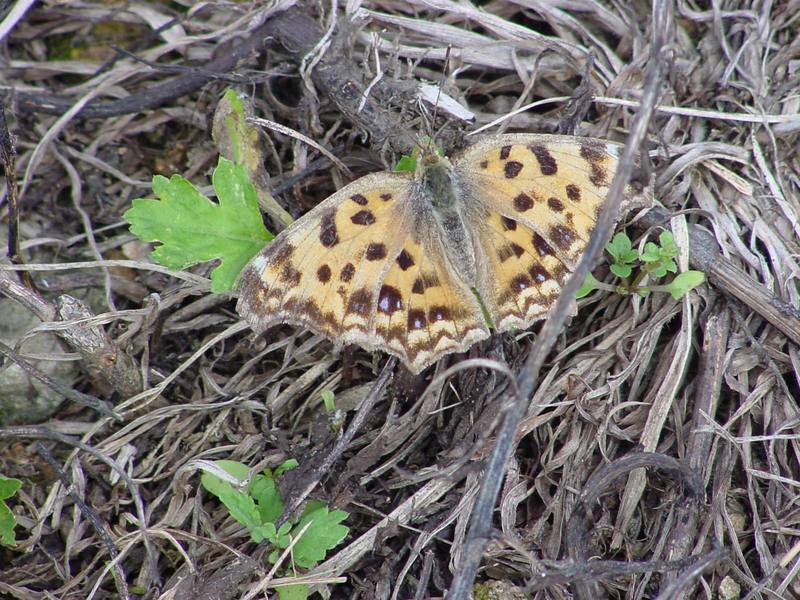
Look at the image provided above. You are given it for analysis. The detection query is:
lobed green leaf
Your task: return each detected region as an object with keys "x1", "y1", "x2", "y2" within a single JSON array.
[
  {"x1": 249, "y1": 473, "x2": 283, "y2": 526},
  {"x1": 200, "y1": 461, "x2": 262, "y2": 534},
  {"x1": 291, "y1": 502, "x2": 350, "y2": 569},
  {"x1": 124, "y1": 158, "x2": 273, "y2": 293},
  {"x1": 0, "y1": 475, "x2": 21, "y2": 546}
]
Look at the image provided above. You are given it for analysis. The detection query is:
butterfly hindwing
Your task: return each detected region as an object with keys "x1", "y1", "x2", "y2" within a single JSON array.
[
  {"x1": 375, "y1": 225, "x2": 489, "y2": 372},
  {"x1": 470, "y1": 210, "x2": 570, "y2": 331}
]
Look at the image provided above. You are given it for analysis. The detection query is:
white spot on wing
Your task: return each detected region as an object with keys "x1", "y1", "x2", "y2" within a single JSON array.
[
  {"x1": 251, "y1": 255, "x2": 268, "y2": 272},
  {"x1": 605, "y1": 143, "x2": 621, "y2": 159}
]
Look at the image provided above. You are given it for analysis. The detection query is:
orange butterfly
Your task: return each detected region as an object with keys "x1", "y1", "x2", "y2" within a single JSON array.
[{"x1": 237, "y1": 134, "x2": 649, "y2": 373}]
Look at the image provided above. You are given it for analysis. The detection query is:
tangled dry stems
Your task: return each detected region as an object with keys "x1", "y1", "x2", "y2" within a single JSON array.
[{"x1": 1, "y1": 1, "x2": 799, "y2": 599}]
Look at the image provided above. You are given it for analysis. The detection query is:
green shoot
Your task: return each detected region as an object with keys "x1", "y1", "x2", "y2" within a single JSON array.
[
  {"x1": 579, "y1": 231, "x2": 704, "y2": 300},
  {"x1": 605, "y1": 233, "x2": 640, "y2": 278},
  {"x1": 212, "y1": 89, "x2": 293, "y2": 227},
  {"x1": 124, "y1": 157, "x2": 273, "y2": 293},
  {"x1": 321, "y1": 390, "x2": 336, "y2": 413},
  {"x1": 393, "y1": 148, "x2": 420, "y2": 173},
  {"x1": 200, "y1": 459, "x2": 348, "y2": 599},
  {"x1": 393, "y1": 139, "x2": 444, "y2": 172}
]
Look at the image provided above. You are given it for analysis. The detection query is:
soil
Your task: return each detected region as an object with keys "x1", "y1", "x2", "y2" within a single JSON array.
[{"x1": 1, "y1": 2, "x2": 799, "y2": 599}]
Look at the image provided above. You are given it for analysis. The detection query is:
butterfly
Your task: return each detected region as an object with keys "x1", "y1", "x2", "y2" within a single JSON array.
[{"x1": 236, "y1": 134, "x2": 649, "y2": 373}]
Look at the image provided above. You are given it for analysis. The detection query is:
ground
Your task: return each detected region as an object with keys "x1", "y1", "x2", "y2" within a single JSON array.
[{"x1": 1, "y1": 2, "x2": 799, "y2": 599}]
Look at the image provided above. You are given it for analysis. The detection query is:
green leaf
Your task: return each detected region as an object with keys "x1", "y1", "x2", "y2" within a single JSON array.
[
  {"x1": 658, "y1": 230, "x2": 679, "y2": 257},
  {"x1": 275, "y1": 584, "x2": 310, "y2": 600},
  {"x1": 200, "y1": 463, "x2": 262, "y2": 534},
  {"x1": 393, "y1": 153, "x2": 418, "y2": 173},
  {"x1": 606, "y1": 233, "x2": 635, "y2": 262},
  {"x1": 213, "y1": 460, "x2": 251, "y2": 481},
  {"x1": 321, "y1": 390, "x2": 336, "y2": 412},
  {"x1": 650, "y1": 264, "x2": 668, "y2": 278},
  {"x1": 394, "y1": 140, "x2": 444, "y2": 172},
  {"x1": 0, "y1": 476, "x2": 20, "y2": 501},
  {"x1": 124, "y1": 158, "x2": 273, "y2": 293},
  {"x1": 640, "y1": 242, "x2": 661, "y2": 263},
  {"x1": 576, "y1": 273, "x2": 599, "y2": 299},
  {"x1": 610, "y1": 263, "x2": 632, "y2": 279},
  {"x1": 0, "y1": 476, "x2": 21, "y2": 546},
  {"x1": 251, "y1": 522, "x2": 277, "y2": 544},
  {"x1": 290, "y1": 503, "x2": 349, "y2": 569},
  {"x1": 665, "y1": 271, "x2": 706, "y2": 299},
  {"x1": 275, "y1": 529, "x2": 292, "y2": 549},
  {"x1": 249, "y1": 473, "x2": 283, "y2": 526},
  {"x1": 274, "y1": 459, "x2": 299, "y2": 478}
]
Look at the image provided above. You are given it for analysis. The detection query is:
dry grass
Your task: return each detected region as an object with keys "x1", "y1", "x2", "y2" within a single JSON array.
[{"x1": 1, "y1": 1, "x2": 799, "y2": 599}]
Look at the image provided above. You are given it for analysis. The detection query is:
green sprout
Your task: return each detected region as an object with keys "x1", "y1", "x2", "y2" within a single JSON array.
[
  {"x1": 578, "y1": 231, "x2": 705, "y2": 300},
  {"x1": 200, "y1": 459, "x2": 348, "y2": 599},
  {"x1": 321, "y1": 390, "x2": 336, "y2": 413}
]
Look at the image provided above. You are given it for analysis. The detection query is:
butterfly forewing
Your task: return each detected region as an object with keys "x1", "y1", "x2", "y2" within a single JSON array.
[
  {"x1": 237, "y1": 172, "x2": 412, "y2": 343},
  {"x1": 236, "y1": 170, "x2": 489, "y2": 373},
  {"x1": 456, "y1": 134, "x2": 628, "y2": 332}
]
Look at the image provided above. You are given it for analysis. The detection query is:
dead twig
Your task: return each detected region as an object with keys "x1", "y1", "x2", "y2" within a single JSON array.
[{"x1": 0, "y1": 270, "x2": 142, "y2": 401}]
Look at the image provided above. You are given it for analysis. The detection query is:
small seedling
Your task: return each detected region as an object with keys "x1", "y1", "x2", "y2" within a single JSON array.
[
  {"x1": 200, "y1": 459, "x2": 348, "y2": 599},
  {"x1": 321, "y1": 390, "x2": 336, "y2": 413},
  {"x1": 124, "y1": 157, "x2": 273, "y2": 293},
  {"x1": 0, "y1": 475, "x2": 22, "y2": 547},
  {"x1": 393, "y1": 139, "x2": 445, "y2": 173},
  {"x1": 577, "y1": 231, "x2": 704, "y2": 300}
]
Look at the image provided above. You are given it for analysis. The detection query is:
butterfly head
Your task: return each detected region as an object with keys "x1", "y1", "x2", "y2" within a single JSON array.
[{"x1": 417, "y1": 148, "x2": 459, "y2": 210}]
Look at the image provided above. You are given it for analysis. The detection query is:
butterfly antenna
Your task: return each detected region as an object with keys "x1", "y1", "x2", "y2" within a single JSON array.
[{"x1": 426, "y1": 45, "x2": 451, "y2": 155}]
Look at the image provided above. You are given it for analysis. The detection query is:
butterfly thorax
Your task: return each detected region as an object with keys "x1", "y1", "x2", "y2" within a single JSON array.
[{"x1": 417, "y1": 153, "x2": 478, "y2": 286}]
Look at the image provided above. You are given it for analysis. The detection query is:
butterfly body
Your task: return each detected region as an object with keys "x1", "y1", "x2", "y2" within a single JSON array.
[
  {"x1": 237, "y1": 134, "x2": 650, "y2": 373},
  {"x1": 416, "y1": 155, "x2": 480, "y2": 287}
]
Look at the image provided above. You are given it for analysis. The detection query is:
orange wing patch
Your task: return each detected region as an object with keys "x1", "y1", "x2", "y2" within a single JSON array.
[
  {"x1": 463, "y1": 137, "x2": 619, "y2": 269},
  {"x1": 457, "y1": 135, "x2": 639, "y2": 331},
  {"x1": 237, "y1": 174, "x2": 410, "y2": 343},
  {"x1": 374, "y1": 235, "x2": 489, "y2": 372},
  {"x1": 473, "y1": 211, "x2": 569, "y2": 331}
]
